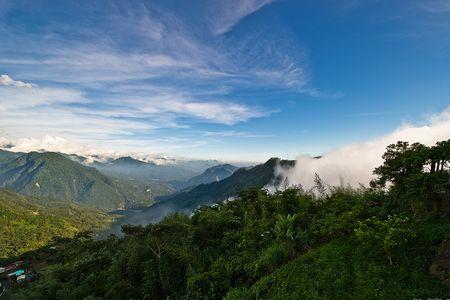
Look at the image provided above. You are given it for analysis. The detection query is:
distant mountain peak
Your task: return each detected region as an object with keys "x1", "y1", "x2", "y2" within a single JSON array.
[
  {"x1": 169, "y1": 163, "x2": 239, "y2": 190},
  {"x1": 112, "y1": 156, "x2": 150, "y2": 166},
  {"x1": 203, "y1": 163, "x2": 238, "y2": 174},
  {"x1": 158, "y1": 157, "x2": 295, "y2": 211},
  {"x1": 0, "y1": 151, "x2": 160, "y2": 211}
]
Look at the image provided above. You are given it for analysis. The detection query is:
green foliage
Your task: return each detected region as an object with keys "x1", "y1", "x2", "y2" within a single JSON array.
[
  {"x1": 248, "y1": 238, "x2": 450, "y2": 300},
  {"x1": 255, "y1": 242, "x2": 293, "y2": 275},
  {"x1": 250, "y1": 242, "x2": 355, "y2": 299},
  {"x1": 223, "y1": 287, "x2": 253, "y2": 300},
  {"x1": 355, "y1": 214, "x2": 415, "y2": 265},
  {"x1": 372, "y1": 140, "x2": 450, "y2": 215},
  {"x1": 9, "y1": 183, "x2": 450, "y2": 299},
  {"x1": 273, "y1": 213, "x2": 297, "y2": 242},
  {"x1": 0, "y1": 189, "x2": 114, "y2": 259}
]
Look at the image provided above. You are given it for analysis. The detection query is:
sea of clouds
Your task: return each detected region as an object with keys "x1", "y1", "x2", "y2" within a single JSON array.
[{"x1": 278, "y1": 108, "x2": 450, "y2": 190}]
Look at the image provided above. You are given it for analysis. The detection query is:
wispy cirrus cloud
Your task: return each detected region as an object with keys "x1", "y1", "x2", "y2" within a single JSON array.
[
  {"x1": 0, "y1": 75, "x2": 85, "y2": 112},
  {"x1": 0, "y1": 74, "x2": 266, "y2": 142},
  {"x1": 207, "y1": 0, "x2": 276, "y2": 35},
  {"x1": 0, "y1": 0, "x2": 305, "y2": 89},
  {"x1": 418, "y1": 0, "x2": 450, "y2": 13},
  {"x1": 202, "y1": 130, "x2": 273, "y2": 138}
]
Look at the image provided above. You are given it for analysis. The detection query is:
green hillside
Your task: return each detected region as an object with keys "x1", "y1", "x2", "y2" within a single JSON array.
[
  {"x1": 111, "y1": 178, "x2": 171, "y2": 208},
  {"x1": 0, "y1": 189, "x2": 114, "y2": 259},
  {"x1": 159, "y1": 158, "x2": 294, "y2": 209},
  {"x1": 0, "y1": 152, "x2": 162, "y2": 211}
]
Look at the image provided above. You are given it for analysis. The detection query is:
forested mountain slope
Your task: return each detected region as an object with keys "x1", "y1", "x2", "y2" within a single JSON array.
[
  {"x1": 0, "y1": 152, "x2": 156, "y2": 210},
  {"x1": 159, "y1": 158, "x2": 294, "y2": 208},
  {"x1": 0, "y1": 189, "x2": 114, "y2": 259}
]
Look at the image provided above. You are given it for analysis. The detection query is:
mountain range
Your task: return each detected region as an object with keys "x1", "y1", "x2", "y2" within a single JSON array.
[
  {"x1": 0, "y1": 148, "x2": 292, "y2": 229},
  {"x1": 158, "y1": 158, "x2": 294, "y2": 209},
  {"x1": 169, "y1": 163, "x2": 239, "y2": 190},
  {"x1": 0, "y1": 151, "x2": 164, "y2": 210},
  {"x1": 91, "y1": 156, "x2": 191, "y2": 183},
  {"x1": 106, "y1": 158, "x2": 295, "y2": 234},
  {"x1": 0, "y1": 150, "x2": 244, "y2": 212}
]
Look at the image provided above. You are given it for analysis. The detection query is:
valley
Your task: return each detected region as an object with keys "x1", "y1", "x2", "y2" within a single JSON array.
[
  {"x1": 0, "y1": 148, "x2": 257, "y2": 234},
  {"x1": 0, "y1": 148, "x2": 295, "y2": 239},
  {"x1": 103, "y1": 158, "x2": 294, "y2": 235}
]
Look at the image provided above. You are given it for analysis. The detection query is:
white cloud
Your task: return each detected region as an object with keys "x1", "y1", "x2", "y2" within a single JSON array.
[
  {"x1": 280, "y1": 108, "x2": 450, "y2": 190},
  {"x1": 419, "y1": 0, "x2": 450, "y2": 13},
  {"x1": 103, "y1": 93, "x2": 268, "y2": 125},
  {"x1": 0, "y1": 78, "x2": 85, "y2": 111},
  {"x1": 0, "y1": 135, "x2": 107, "y2": 156},
  {"x1": 0, "y1": 106, "x2": 154, "y2": 141},
  {"x1": 0, "y1": 74, "x2": 33, "y2": 88},
  {"x1": 0, "y1": 75, "x2": 266, "y2": 154},
  {"x1": 209, "y1": 0, "x2": 275, "y2": 35},
  {"x1": 203, "y1": 130, "x2": 273, "y2": 138},
  {"x1": 161, "y1": 99, "x2": 266, "y2": 125},
  {"x1": 0, "y1": 135, "x2": 211, "y2": 164}
]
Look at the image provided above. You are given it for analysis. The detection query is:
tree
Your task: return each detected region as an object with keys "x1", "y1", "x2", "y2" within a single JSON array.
[
  {"x1": 371, "y1": 141, "x2": 428, "y2": 189},
  {"x1": 371, "y1": 140, "x2": 450, "y2": 214},
  {"x1": 121, "y1": 224, "x2": 147, "y2": 237},
  {"x1": 354, "y1": 215, "x2": 415, "y2": 265},
  {"x1": 429, "y1": 140, "x2": 450, "y2": 173}
]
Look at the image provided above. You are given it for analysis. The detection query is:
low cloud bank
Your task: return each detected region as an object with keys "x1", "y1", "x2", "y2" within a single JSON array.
[
  {"x1": 280, "y1": 108, "x2": 450, "y2": 190},
  {"x1": 0, "y1": 135, "x2": 114, "y2": 162},
  {"x1": 0, "y1": 135, "x2": 211, "y2": 165}
]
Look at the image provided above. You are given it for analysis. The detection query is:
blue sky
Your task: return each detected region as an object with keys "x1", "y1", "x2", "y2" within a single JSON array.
[{"x1": 0, "y1": 0, "x2": 449, "y2": 162}]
